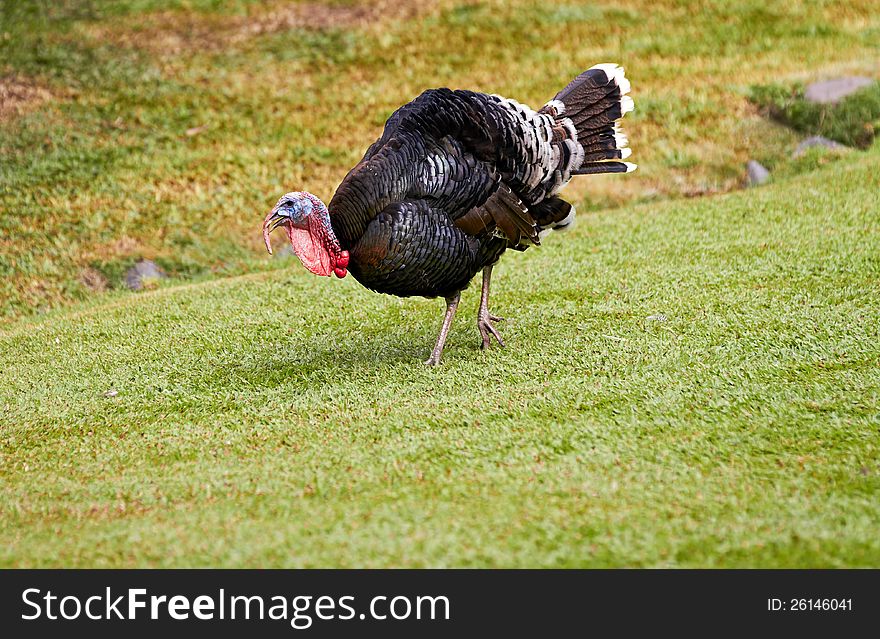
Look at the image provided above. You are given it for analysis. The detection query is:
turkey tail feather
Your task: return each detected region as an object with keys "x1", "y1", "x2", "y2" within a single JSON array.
[
  {"x1": 572, "y1": 161, "x2": 637, "y2": 176},
  {"x1": 532, "y1": 196, "x2": 575, "y2": 237},
  {"x1": 541, "y1": 63, "x2": 636, "y2": 175}
]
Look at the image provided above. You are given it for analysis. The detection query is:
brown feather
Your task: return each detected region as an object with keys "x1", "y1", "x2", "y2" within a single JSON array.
[{"x1": 455, "y1": 183, "x2": 538, "y2": 246}]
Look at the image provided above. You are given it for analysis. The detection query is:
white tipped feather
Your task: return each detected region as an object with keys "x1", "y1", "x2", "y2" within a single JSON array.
[
  {"x1": 564, "y1": 138, "x2": 585, "y2": 170},
  {"x1": 589, "y1": 63, "x2": 631, "y2": 96},
  {"x1": 555, "y1": 204, "x2": 576, "y2": 230},
  {"x1": 614, "y1": 67, "x2": 631, "y2": 95},
  {"x1": 623, "y1": 162, "x2": 638, "y2": 173},
  {"x1": 539, "y1": 203, "x2": 577, "y2": 239},
  {"x1": 620, "y1": 147, "x2": 632, "y2": 159},
  {"x1": 590, "y1": 62, "x2": 619, "y2": 82},
  {"x1": 588, "y1": 64, "x2": 635, "y2": 116},
  {"x1": 545, "y1": 99, "x2": 565, "y2": 115}
]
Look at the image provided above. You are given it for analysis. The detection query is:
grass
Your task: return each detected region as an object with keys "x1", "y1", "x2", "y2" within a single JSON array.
[
  {"x1": 1, "y1": 0, "x2": 879, "y2": 567},
  {"x1": 751, "y1": 80, "x2": 880, "y2": 148},
  {"x1": 2, "y1": 143, "x2": 879, "y2": 568},
  {"x1": 2, "y1": 0, "x2": 879, "y2": 317}
]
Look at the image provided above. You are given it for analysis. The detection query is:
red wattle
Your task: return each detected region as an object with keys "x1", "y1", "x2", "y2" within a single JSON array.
[{"x1": 286, "y1": 216, "x2": 334, "y2": 277}]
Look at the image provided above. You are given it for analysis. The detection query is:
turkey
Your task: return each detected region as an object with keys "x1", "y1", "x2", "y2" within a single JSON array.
[{"x1": 263, "y1": 63, "x2": 636, "y2": 365}]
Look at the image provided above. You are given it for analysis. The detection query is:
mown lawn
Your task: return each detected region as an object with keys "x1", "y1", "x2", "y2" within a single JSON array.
[
  {"x1": 1, "y1": 0, "x2": 879, "y2": 567},
  {"x1": 1, "y1": 144, "x2": 878, "y2": 567}
]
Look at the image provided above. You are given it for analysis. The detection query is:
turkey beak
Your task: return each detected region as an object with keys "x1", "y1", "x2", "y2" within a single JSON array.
[{"x1": 262, "y1": 208, "x2": 288, "y2": 255}]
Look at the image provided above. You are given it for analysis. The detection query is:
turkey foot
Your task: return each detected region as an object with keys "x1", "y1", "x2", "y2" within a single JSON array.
[
  {"x1": 477, "y1": 265, "x2": 505, "y2": 350},
  {"x1": 478, "y1": 309, "x2": 505, "y2": 349}
]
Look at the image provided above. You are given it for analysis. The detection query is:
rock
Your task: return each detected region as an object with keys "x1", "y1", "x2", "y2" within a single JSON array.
[
  {"x1": 793, "y1": 135, "x2": 847, "y2": 157},
  {"x1": 746, "y1": 160, "x2": 770, "y2": 186},
  {"x1": 804, "y1": 76, "x2": 874, "y2": 105},
  {"x1": 124, "y1": 259, "x2": 166, "y2": 290}
]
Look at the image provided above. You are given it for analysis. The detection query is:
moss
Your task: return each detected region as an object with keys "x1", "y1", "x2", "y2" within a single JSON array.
[
  {"x1": 772, "y1": 145, "x2": 849, "y2": 180},
  {"x1": 751, "y1": 81, "x2": 880, "y2": 149}
]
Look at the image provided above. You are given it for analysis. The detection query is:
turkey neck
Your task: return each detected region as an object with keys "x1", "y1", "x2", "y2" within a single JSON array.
[{"x1": 328, "y1": 176, "x2": 393, "y2": 249}]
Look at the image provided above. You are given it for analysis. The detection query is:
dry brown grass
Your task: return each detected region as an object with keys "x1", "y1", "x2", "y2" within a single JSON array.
[
  {"x1": 0, "y1": 74, "x2": 53, "y2": 121},
  {"x1": 3, "y1": 0, "x2": 879, "y2": 318},
  {"x1": 79, "y1": 0, "x2": 440, "y2": 55},
  {"x1": 79, "y1": 267, "x2": 109, "y2": 292}
]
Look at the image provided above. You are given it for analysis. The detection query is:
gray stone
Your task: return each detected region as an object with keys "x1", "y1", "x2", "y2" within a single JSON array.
[
  {"x1": 124, "y1": 259, "x2": 166, "y2": 290},
  {"x1": 746, "y1": 160, "x2": 770, "y2": 186},
  {"x1": 793, "y1": 135, "x2": 847, "y2": 157},
  {"x1": 804, "y1": 76, "x2": 874, "y2": 105}
]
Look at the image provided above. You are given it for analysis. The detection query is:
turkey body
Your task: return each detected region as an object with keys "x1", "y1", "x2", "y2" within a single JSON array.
[
  {"x1": 331, "y1": 116, "x2": 502, "y2": 298},
  {"x1": 327, "y1": 66, "x2": 635, "y2": 300}
]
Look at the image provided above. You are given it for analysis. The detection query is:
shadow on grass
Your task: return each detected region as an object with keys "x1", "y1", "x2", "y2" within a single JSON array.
[{"x1": 200, "y1": 326, "x2": 436, "y2": 391}]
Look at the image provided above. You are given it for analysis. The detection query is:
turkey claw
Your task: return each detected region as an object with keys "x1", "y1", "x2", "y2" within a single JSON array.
[{"x1": 478, "y1": 311, "x2": 505, "y2": 350}]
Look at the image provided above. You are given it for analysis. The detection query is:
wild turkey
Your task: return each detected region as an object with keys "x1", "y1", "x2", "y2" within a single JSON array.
[{"x1": 263, "y1": 64, "x2": 635, "y2": 364}]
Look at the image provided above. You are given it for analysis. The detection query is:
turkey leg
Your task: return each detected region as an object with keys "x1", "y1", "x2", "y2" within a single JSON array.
[
  {"x1": 425, "y1": 293, "x2": 461, "y2": 366},
  {"x1": 477, "y1": 265, "x2": 505, "y2": 349}
]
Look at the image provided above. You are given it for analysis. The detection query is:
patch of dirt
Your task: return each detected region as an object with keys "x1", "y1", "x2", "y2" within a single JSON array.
[
  {"x1": 235, "y1": 0, "x2": 429, "y2": 36},
  {"x1": 79, "y1": 267, "x2": 109, "y2": 293},
  {"x1": 83, "y1": 0, "x2": 435, "y2": 55},
  {"x1": 109, "y1": 235, "x2": 143, "y2": 255},
  {"x1": 0, "y1": 74, "x2": 53, "y2": 121}
]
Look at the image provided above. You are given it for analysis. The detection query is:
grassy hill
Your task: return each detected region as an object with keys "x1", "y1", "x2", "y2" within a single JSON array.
[
  {"x1": 2, "y1": 145, "x2": 878, "y2": 567},
  {"x1": 1, "y1": 0, "x2": 878, "y2": 567},
  {"x1": 2, "y1": 0, "x2": 879, "y2": 318}
]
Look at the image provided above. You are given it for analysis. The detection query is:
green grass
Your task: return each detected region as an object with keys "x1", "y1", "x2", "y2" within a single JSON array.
[
  {"x1": 2, "y1": 0, "x2": 879, "y2": 317},
  {"x1": 751, "y1": 80, "x2": 880, "y2": 148},
  {"x1": 1, "y1": 0, "x2": 879, "y2": 567},
  {"x1": 2, "y1": 145, "x2": 878, "y2": 568}
]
